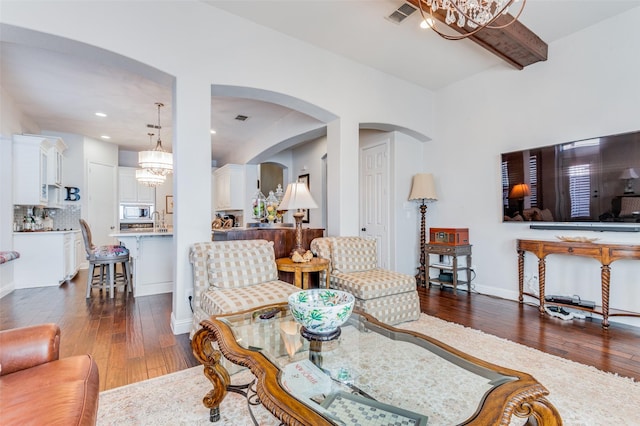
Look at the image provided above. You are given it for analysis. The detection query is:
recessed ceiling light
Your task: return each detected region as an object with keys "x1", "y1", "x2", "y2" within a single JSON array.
[
  {"x1": 101, "y1": 135, "x2": 111, "y2": 139},
  {"x1": 210, "y1": 129, "x2": 217, "y2": 134},
  {"x1": 95, "y1": 112, "x2": 107, "y2": 117}
]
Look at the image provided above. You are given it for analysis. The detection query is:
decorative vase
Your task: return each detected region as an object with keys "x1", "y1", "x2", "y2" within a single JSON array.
[
  {"x1": 251, "y1": 189, "x2": 266, "y2": 221},
  {"x1": 265, "y1": 190, "x2": 279, "y2": 223}
]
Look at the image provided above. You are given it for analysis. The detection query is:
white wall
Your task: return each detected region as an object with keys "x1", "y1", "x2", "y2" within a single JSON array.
[
  {"x1": 0, "y1": 88, "x2": 40, "y2": 297},
  {"x1": 431, "y1": 9, "x2": 640, "y2": 326},
  {"x1": 391, "y1": 131, "x2": 426, "y2": 276},
  {"x1": 291, "y1": 136, "x2": 327, "y2": 231},
  {"x1": 0, "y1": 0, "x2": 434, "y2": 334}
]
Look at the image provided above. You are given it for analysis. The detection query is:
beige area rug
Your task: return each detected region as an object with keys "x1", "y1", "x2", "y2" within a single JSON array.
[{"x1": 98, "y1": 314, "x2": 639, "y2": 426}]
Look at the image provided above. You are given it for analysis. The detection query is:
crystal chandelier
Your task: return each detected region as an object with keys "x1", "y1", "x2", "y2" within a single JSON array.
[
  {"x1": 418, "y1": 0, "x2": 526, "y2": 41},
  {"x1": 138, "y1": 102, "x2": 172, "y2": 176},
  {"x1": 136, "y1": 132, "x2": 166, "y2": 186},
  {"x1": 136, "y1": 168, "x2": 166, "y2": 187}
]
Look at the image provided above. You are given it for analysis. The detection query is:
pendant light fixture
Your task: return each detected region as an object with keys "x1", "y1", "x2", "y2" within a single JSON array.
[
  {"x1": 136, "y1": 132, "x2": 166, "y2": 186},
  {"x1": 138, "y1": 102, "x2": 173, "y2": 176}
]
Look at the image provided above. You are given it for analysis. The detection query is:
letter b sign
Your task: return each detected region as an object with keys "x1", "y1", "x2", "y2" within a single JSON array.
[{"x1": 65, "y1": 187, "x2": 80, "y2": 201}]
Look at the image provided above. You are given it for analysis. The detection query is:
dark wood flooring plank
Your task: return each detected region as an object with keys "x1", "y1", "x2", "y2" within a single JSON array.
[{"x1": 2, "y1": 270, "x2": 638, "y2": 391}]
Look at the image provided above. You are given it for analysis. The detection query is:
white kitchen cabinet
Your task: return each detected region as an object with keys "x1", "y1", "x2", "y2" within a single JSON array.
[
  {"x1": 13, "y1": 230, "x2": 80, "y2": 288},
  {"x1": 46, "y1": 137, "x2": 67, "y2": 208},
  {"x1": 76, "y1": 232, "x2": 87, "y2": 270},
  {"x1": 13, "y1": 134, "x2": 50, "y2": 206},
  {"x1": 48, "y1": 186, "x2": 64, "y2": 209},
  {"x1": 213, "y1": 164, "x2": 244, "y2": 211},
  {"x1": 118, "y1": 167, "x2": 156, "y2": 204},
  {"x1": 46, "y1": 137, "x2": 67, "y2": 187}
]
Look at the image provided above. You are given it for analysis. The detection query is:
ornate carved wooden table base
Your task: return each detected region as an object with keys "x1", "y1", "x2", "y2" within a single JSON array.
[{"x1": 192, "y1": 306, "x2": 563, "y2": 425}]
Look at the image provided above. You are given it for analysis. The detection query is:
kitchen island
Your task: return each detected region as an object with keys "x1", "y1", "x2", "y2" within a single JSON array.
[{"x1": 110, "y1": 231, "x2": 173, "y2": 297}]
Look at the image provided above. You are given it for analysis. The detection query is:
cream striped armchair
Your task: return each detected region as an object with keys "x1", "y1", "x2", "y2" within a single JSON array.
[
  {"x1": 189, "y1": 239, "x2": 297, "y2": 338},
  {"x1": 310, "y1": 236, "x2": 420, "y2": 325}
]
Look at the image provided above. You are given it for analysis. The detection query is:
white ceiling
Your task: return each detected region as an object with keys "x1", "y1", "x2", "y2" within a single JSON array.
[{"x1": 2, "y1": 1, "x2": 639, "y2": 164}]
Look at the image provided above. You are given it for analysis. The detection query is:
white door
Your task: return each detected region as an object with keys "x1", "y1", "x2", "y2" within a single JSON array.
[
  {"x1": 88, "y1": 162, "x2": 117, "y2": 246},
  {"x1": 360, "y1": 141, "x2": 390, "y2": 269}
]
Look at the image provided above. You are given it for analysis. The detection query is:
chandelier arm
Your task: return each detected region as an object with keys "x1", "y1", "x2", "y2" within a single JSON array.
[
  {"x1": 484, "y1": 0, "x2": 527, "y2": 30},
  {"x1": 418, "y1": 0, "x2": 526, "y2": 41},
  {"x1": 420, "y1": 8, "x2": 494, "y2": 41},
  {"x1": 447, "y1": 0, "x2": 515, "y2": 29}
]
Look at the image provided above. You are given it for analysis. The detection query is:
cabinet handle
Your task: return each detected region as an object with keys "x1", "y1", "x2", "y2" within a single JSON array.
[{"x1": 568, "y1": 247, "x2": 574, "y2": 253}]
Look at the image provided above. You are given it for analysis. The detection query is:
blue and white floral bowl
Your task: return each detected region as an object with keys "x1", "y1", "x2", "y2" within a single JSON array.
[{"x1": 288, "y1": 289, "x2": 355, "y2": 334}]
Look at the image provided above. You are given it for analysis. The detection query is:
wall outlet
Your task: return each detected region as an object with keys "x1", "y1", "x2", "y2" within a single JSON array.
[{"x1": 185, "y1": 288, "x2": 193, "y2": 302}]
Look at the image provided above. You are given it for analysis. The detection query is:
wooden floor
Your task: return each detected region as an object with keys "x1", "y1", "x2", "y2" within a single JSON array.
[
  {"x1": 0, "y1": 270, "x2": 198, "y2": 391},
  {"x1": 1, "y1": 271, "x2": 639, "y2": 392}
]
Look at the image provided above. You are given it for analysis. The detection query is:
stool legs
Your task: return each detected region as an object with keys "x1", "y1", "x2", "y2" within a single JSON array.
[
  {"x1": 108, "y1": 262, "x2": 115, "y2": 298},
  {"x1": 86, "y1": 257, "x2": 132, "y2": 299},
  {"x1": 86, "y1": 263, "x2": 95, "y2": 298}
]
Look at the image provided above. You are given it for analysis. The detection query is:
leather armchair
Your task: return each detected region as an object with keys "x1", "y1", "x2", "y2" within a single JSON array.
[{"x1": 0, "y1": 323, "x2": 99, "y2": 425}]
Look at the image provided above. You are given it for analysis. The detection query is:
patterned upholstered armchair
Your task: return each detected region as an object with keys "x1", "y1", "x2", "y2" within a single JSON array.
[
  {"x1": 189, "y1": 239, "x2": 298, "y2": 338},
  {"x1": 310, "y1": 237, "x2": 420, "y2": 325}
]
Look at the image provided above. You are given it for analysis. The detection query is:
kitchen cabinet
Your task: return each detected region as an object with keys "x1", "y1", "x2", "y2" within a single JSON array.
[
  {"x1": 118, "y1": 167, "x2": 156, "y2": 204},
  {"x1": 213, "y1": 164, "x2": 244, "y2": 211},
  {"x1": 76, "y1": 232, "x2": 86, "y2": 270},
  {"x1": 13, "y1": 230, "x2": 80, "y2": 288},
  {"x1": 46, "y1": 137, "x2": 66, "y2": 187},
  {"x1": 13, "y1": 134, "x2": 50, "y2": 206},
  {"x1": 46, "y1": 137, "x2": 67, "y2": 208}
]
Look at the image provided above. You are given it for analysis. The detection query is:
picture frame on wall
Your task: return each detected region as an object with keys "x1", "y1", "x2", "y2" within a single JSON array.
[
  {"x1": 298, "y1": 174, "x2": 310, "y2": 223},
  {"x1": 166, "y1": 195, "x2": 174, "y2": 214}
]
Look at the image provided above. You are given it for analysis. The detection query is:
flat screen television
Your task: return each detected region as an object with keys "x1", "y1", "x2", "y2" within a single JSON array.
[{"x1": 501, "y1": 130, "x2": 640, "y2": 230}]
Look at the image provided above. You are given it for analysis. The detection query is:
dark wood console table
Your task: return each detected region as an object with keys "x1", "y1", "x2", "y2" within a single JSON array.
[
  {"x1": 212, "y1": 227, "x2": 324, "y2": 284},
  {"x1": 517, "y1": 239, "x2": 640, "y2": 328}
]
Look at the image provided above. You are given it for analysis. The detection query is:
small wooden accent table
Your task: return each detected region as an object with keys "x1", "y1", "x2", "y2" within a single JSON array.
[
  {"x1": 517, "y1": 239, "x2": 640, "y2": 329},
  {"x1": 276, "y1": 257, "x2": 330, "y2": 289}
]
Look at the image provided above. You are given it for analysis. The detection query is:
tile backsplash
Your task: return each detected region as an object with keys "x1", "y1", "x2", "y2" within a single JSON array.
[{"x1": 14, "y1": 204, "x2": 82, "y2": 230}]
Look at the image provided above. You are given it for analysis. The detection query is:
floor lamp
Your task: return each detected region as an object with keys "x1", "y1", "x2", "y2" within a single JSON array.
[
  {"x1": 278, "y1": 182, "x2": 318, "y2": 257},
  {"x1": 409, "y1": 173, "x2": 438, "y2": 287}
]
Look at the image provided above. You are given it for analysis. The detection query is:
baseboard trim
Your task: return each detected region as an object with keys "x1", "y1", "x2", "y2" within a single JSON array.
[{"x1": 171, "y1": 312, "x2": 192, "y2": 335}]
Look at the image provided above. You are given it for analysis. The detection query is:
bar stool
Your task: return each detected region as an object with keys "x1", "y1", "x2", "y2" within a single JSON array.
[{"x1": 79, "y1": 219, "x2": 132, "y2": 298}]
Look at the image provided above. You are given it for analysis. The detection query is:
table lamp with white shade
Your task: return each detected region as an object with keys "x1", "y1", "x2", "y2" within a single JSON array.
[
  {"x1": 278, "y1": 182, "x2": 318, "y2": 257},
  {"x1": 620, "y1": 168, "x2": 638, "y2": 194}
]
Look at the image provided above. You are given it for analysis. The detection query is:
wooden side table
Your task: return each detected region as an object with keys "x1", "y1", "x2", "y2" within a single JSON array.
[
  {"x1": 275, "y1": 257, "x2": 330, "y2": 289},
  {"x1": 424, "y1": 243, "x2": 472, "y2": 293}
]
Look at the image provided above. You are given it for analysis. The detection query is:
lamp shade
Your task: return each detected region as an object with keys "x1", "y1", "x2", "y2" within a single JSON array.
[
  {"x1": 509, "y1": 183, "x2": 531, "y2": 199},
  {"x1": 408, "y1": 173, "x2": 438, "y2": 201},
  {"x1": 278, "y1": 182, "x2": 318, "y2": 210},
  {"x1": 619, "y1": 168, "x2": 639, "y2": 180},
  {"x1": 138, "y1": 148, "x2": 173, "y2": 176}
]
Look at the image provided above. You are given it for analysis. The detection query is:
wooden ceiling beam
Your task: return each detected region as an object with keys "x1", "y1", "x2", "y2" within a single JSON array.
[{"x1": 406, "y1": 1, "x2": 548, "y2": 69}]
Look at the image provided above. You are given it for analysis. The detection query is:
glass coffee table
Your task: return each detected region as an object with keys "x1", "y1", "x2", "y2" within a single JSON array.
[{"x1": 192, "y1": 303, "x2": 562, "y2": 425}]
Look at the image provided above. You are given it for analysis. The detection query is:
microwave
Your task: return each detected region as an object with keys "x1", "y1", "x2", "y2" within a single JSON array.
[{"x1": 119, "y1": 204, "x2": 154, "y2": 222}]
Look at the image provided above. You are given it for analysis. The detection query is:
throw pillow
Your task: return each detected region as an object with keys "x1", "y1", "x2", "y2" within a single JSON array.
[
  {"x1": 619, "y1": 197, "x2": 640, "y2": 217},
  {"x1": 331, "y1": 238, "x2": 377, "y2": 273},
  {"x1": 207, "y1": 241, "x2": 278, "y2": 289}
]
